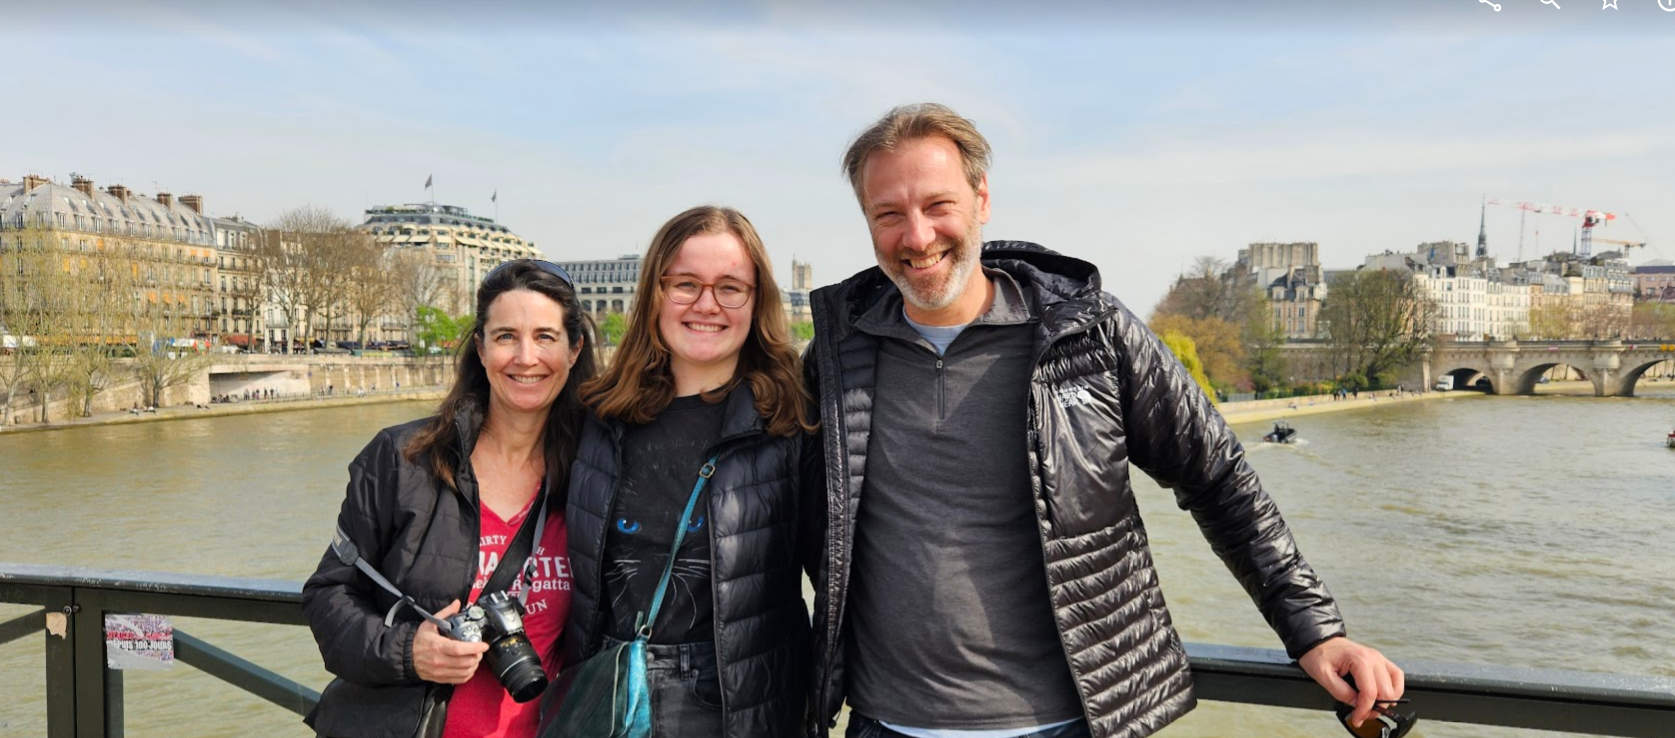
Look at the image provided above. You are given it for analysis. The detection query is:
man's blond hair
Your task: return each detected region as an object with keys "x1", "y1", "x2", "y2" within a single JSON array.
[{"x1": 841, "y1": 103, "x2": 992, "y2": 206}]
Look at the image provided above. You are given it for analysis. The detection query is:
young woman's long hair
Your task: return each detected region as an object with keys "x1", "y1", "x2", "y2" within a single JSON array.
[
  {"x1": 404, "y1": 260, "x2": 599, "y2": 498},
  {"x1": 582, "y1": 205, "x2": 814, "y2": 437}
]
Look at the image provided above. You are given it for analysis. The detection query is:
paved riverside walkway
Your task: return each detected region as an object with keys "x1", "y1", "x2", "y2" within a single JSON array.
[
  {"x1": 0, "y1": 388, "x2": 446, "y2": 435},
  {"x1": 2, "y1": 384, "x2": 1500, "y2": 436},
  {"x1": 1217, "y1": 387, "x2": 1479, "y2": 426}
]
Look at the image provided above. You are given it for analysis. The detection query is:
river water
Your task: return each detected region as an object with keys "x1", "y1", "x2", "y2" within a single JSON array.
[{"x1": 2, "y1": 390, "x2": 1672, "y2": 737}]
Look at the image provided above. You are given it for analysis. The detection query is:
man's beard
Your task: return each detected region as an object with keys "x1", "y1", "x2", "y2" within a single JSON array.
[{"x1": 874, "y1": 224, "x2": 982, "y2": 313}]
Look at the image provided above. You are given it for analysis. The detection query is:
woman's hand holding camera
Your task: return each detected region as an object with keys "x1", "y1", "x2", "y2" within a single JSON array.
[{"x1": 413, "y1": 600, "x2": 489, "y2": 684}]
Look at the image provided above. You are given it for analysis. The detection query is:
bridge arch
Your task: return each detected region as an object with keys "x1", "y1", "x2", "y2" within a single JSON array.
[
  {"x1": 1508, "y1": 362, "x2": 1589, "y2": 396},
  {"x1": 1437, "y1": 366, "x2": 1492, "y2": 392},
  {"x1": 1426, "y1": 340, "x2": 1673, "y2": 397},
  {"x1": 1620, "y1": 358, "x2": 1675, "y2": 397}
]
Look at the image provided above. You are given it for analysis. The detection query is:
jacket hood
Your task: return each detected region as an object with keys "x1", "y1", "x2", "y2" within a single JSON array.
[{"x1": 813, "y1": 240, "x2": 1113, "y2": 342}]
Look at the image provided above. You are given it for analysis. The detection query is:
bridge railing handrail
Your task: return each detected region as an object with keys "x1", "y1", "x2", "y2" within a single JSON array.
[{"x1": 3, "y1": 563, "x2": 1674, "y2": 737}]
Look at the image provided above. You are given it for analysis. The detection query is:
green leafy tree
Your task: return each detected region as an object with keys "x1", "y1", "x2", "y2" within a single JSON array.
[
  {"x1": 791, "y1": 321, "x2": 815, "y2": 342},
  {"x1": 1151, "y1": 312, "x2": 1246, "y2": 389},
  {"x1": 1158, "y1": 329, "x2": 1217, "y2": 404},
  {"x1": 1629, "y1": 302, "x2": 1675, "y2": 340},
  {"x1": 598, "y1": 312, "x2": 627, "y2": 346},
  {"x1": 415, "y1": 305, "x2": 472, "y2": 353},
  {"x1": 1243, "y1": 293, "x2": 1288, "y2": 393}
]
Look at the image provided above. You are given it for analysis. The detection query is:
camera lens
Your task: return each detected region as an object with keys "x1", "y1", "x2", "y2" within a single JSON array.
[
  {"x1": 487, "y1": 632, "x2": 548, "y2": 702},
  {"x1": 474, "y1": 592, "x2": 548, "y2": 702}
]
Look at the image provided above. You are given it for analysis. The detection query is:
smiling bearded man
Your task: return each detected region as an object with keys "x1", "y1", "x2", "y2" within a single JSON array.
[{"x1": 801, "y1": 103, "x2": 1408, "y2": 738}]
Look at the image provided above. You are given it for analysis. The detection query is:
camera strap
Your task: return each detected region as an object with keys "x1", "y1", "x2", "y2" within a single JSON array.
[
  {"x1": 331, "y1": 484, "x2": 550, "y2": 633},
  {"x1": 477, "y1": 489, "x2": 547, "y2": 609}
]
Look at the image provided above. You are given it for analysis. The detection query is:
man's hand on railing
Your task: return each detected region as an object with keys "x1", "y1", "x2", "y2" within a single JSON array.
[
  {"x1": 412, "y1": 599, "x2": 488, "y2": 684},
  {"x1": 1298, "y1": 636, "x2": 1406, "y2": 728}
]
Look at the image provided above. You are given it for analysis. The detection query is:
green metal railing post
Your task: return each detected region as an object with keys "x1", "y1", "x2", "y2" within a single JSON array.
[
  {"x1": 1, "y1": 579, "x2": 78, "y2": 738},
  {"x1": 73, "y1": 588, "x2": 114, "y2": 738}
]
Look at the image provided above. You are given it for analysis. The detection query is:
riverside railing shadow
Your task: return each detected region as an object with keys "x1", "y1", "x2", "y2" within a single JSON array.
[{"x1": 3, "y1": 563, "x2": 1674, "y2": 737}]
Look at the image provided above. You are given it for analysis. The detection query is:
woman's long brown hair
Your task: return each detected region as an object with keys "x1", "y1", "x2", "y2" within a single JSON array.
[
  {"x1": 403, "y1": 260, "x2": 599, "y2": 498},
  {"x1": 581, "y1": 206, "x2": 814, "y2": 437}
]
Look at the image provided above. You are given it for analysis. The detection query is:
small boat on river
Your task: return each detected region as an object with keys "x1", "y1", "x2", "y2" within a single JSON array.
[
  {"x1": 1667, "y1": 428, "x2": 1674, "y2": 449},
  {"x1": 1264, "y1": 421, "x2": 1298, "y2": 444}
]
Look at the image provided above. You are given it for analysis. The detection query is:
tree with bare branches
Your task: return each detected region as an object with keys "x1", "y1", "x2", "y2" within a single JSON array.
[
  {"x1": 344, "y1": 234, "x2": 398, "y2": 348},
  {"x1": 117, "y1": 275, "x2": 217, "y2": 409},
  {"x1": 390, "y1": 248, "x2": 454, "y2": 345},
  {"x1": 258, "y1": 206, "x2": 362, "y2": 352},
  {"x1": 1153, "y1": 256, "x2": 1258, "y2": 324},
  {"x1": 61, "y1": 239, "x2": 138, "y2": 417},
  {"x1": 0, "y1": 228, "x2": 77, "y2": 425},
  {"x1": 1319, "y1": 268, "x2": 1439, "y2": 388}
]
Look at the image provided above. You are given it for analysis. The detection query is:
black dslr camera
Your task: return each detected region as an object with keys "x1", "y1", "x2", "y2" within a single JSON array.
[{"x1": 447, "y1": 591, "x2": 548, "y2": 702}]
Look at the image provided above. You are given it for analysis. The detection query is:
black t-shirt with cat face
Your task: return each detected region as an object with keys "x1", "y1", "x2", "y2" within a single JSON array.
[{"x1": 600, "y1": 392, "x2": 726, "y2": 644}]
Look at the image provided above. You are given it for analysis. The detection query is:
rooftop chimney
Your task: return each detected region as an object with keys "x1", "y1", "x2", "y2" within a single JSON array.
[
  {"x1": 71, "y1": 175, "x2": 95, "y2": 197},
  {"x1": 22, "y1": 174, "x2": 49, "y2": 192},
  {"x1": 156, "y1": 192, "x2": 173, "y2": 207},
  {"x1": 179, "y1": 194, "x2": 203, "y2": 214},
  {"x1": 107, "y1": 184, "x2": 130, "y2": 203}
]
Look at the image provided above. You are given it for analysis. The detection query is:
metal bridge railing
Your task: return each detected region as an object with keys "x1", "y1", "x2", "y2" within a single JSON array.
[
  {"x1": 4, "y1": 563, "x2": 1674, "y2": 737},
  {"x1": 1, "y1": 563, "x2": 316, "y2": 738}
]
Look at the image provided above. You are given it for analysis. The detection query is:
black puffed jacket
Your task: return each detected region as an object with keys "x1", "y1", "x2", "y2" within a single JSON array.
[
  {"x1": 302, "y1": 406, "x2": 560, "y2": 738},
  {"x1": 561, "y1": 384, "x2": 817, "y2": 738},
  {"x1": 804, "y1": 242, "x2": 1346, "y2": 738}
]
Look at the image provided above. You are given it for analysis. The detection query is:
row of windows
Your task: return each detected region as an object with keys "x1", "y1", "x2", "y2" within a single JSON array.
[
  {"x1": 370, "y1": 225, "x2": 522, "y2": 243},
  {"x1": 0, "y1": 191, "x2": 205, "y2": 229},
  {"x1": 1, "y1": 211, "x2": 214, "y2": 245},
  {"x1": 581, "y1": 299, "x2": 628, "y2": 313},
  {"x1": 366, "y1": 214, "x2": 510, "y2": 233}
]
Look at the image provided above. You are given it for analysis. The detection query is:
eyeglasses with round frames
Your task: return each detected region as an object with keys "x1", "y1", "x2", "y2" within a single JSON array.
[{"x1": 660, "y1": 275, "x2": 755, "y2": 309}]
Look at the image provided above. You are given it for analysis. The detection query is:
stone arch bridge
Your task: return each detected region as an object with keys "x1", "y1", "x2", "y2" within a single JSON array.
[{"x1": 1425, "y1": 340, "x2": 1675, "y2": 397}]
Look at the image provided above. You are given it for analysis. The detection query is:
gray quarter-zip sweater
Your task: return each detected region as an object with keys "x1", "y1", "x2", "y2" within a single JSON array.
[{"x1": 845, "y1": 269, "x2": 1083, "y2": 730}]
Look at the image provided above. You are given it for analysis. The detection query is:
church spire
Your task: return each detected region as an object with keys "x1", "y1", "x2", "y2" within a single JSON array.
[{"x1": 1476, "y1": 195, "x2": 1489, "y2": 259}]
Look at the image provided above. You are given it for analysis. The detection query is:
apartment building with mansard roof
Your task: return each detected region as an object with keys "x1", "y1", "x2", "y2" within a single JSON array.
[{"x1": 1, "y1": 174, "x2": 223, "y2": 339}]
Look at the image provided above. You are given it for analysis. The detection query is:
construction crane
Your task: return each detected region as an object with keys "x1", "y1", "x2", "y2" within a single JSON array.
[
  {"x1": 1487, "y1": 199, "x2": 1620, "y2": 259},
  {"x1": 1592, "y1": 237, "x2": 1647, "y2": 252}
]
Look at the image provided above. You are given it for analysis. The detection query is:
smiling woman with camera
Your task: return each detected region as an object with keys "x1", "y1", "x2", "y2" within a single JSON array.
[{"x1": 303, "y1": 260, "x2": 598, "y2": 738}]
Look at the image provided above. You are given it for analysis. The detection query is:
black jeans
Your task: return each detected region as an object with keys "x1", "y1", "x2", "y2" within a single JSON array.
[
  {"x1": 601, "y1": 636, "x2": 723, "y2": 737},
  {"x1": 845, "y1": 715, "x2": 1090, "y2": 738}
]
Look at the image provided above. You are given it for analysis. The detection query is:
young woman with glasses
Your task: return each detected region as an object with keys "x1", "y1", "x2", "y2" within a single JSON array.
[
  {"x1": 304, "y1": 260, "x2": 597, "y2": 738},
  {"x1": 550, "y1": 205, "x2": 820, "y2": 737}
]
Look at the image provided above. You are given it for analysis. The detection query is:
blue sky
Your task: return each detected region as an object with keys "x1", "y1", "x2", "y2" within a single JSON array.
[{"x1": 3, "y1": 1, "x2": 1672, "y2": 313}]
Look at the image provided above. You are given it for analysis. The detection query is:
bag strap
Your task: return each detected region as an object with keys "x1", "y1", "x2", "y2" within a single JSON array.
[
  {"x1": 478, "y1": 489, "x2": 547, "y2": 607},
  {"x1": 635, "y1": 455, "x2": 718, "y2": 640}
]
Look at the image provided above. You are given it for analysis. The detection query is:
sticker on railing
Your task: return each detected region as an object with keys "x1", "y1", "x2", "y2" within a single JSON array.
[{"x1": 105, "y1": 613, "x2": 174, "y2": 670}]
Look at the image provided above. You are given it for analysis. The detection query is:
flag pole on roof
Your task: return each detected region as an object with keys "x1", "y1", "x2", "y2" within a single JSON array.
[
  {"x1": 492, "y1": 188, "x2": 498, "y2": 222},
  {"x1": 424, "y1": 174, "x2": 434, "y2": 204}
]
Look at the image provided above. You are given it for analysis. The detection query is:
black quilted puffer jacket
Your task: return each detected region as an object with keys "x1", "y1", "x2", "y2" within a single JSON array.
[
  {"x1": 561, "y1": 384, "x2": 819, "y2": 738},
  {"x1": 804, "y1": 242, "x2": 1346, "y2": 738}
]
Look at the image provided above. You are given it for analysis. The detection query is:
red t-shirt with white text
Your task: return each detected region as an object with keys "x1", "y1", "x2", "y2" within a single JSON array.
[{"x1": 441, "y1": 496, "x2": 572, "y2": 738}]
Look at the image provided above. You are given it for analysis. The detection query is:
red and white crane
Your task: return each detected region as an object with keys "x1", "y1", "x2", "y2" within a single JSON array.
[{"x1": 1488, "y1": 199, "x2": 1618, "y2": 259}]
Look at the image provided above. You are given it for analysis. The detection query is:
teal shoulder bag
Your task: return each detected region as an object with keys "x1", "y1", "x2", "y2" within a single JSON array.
[{"x1": 540, "y1": 455, "x2": 718, "y2": 738}]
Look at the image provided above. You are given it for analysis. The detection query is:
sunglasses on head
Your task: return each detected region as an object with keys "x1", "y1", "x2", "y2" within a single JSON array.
[
  {"x1": 1335, "y1": 700, "x2": 1416, "y2": 738},
  {"x1": 485, "y1": 258, "x2": 574, "y2": 288}
]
